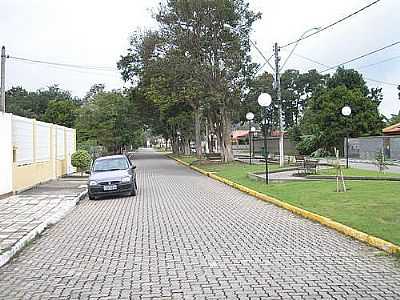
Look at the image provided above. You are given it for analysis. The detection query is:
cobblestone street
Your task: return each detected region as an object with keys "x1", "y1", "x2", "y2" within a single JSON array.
[
  {"x1": 0, "y1": 177, "x2": 87, "y2": 268},
  {"x1": 0, "y1": 150, "x2": 399, "y2": 299}
]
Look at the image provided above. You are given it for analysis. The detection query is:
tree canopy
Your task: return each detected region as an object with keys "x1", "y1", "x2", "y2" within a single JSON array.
[
  {"x1": 299, "y1": 68, "x2": 384, "y2": 153},
  {"x1": 118, "y1": 0, "x2": 260, "y2": 161}
]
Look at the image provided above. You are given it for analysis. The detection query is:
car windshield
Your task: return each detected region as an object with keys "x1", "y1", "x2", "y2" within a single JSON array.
[{"x1": 93, "y1": 158, "x2": 129, "y2": 172}]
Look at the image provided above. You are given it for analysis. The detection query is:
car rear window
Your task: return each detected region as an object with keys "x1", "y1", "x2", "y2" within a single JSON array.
[{"x1": 93, "y1": 158, "x2": 129, "y2": 172}]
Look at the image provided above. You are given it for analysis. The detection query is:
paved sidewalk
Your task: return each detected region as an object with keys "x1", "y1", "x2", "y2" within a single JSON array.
[{"x1": 0, "y1": 177, "x2": 87, "y2": 267}]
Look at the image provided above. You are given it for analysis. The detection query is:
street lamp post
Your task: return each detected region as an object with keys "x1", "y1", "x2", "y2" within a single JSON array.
[
  {"x1": 341, "y1": 106, "x2": 352, "y2": 169},
  {"x1": 258, "y1": 93, "x2": 272, "y2": 184},
  {"x1": 248, "y1": 27, "x2": 321, "y2": 168},
  {"x1": 223, "y1": 24, "x2": 321, "y2": 169},
  {"x1": 251, "y1": 126, "x2": 256, "y2": 159},
  {"x1": 246, "y1": 112, "x2": 255, "y2": 165}
]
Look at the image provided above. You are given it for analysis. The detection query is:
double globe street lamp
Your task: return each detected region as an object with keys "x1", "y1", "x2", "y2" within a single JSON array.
[
  {"x1": 341, "y1": 105, "x2": 352, "y2": 169},
  {"x1": 258, "y1": 93, "x2": 272, "y2": 184}
]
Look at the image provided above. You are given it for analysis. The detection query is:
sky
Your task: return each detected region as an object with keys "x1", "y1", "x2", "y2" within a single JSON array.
[{"x1": 0, "y1": 0, "x2": 399, "y2": 117}]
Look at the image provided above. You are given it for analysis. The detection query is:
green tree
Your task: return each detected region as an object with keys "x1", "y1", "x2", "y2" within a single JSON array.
[
  {"x1": 5, "y1": 85, "x2": 77, "y2": 120},
  {"x1": 389, "y1": 111, "x2": 400, "y2": 125},
  {"x1": 119, "y1": 0, "x2": 260, "y2": 162},
  {"x1": 327, "y1": 67, "x2": 369, "y2": 95},
  {"x1": 43, "y1": 100, "x2": 78, "y2": 127},
  {"x1": 75, "y1": 91, "x2": 144, "y2": 153},
  {"x1": 241, "y1": 71, "x2": 276, "y2": 130},
  {"x1": 83, "y1": 83, "x2": 105, "y2": 103},
  {"x1": 302, "y1": 85, "x2": 384, "y2": 152}
]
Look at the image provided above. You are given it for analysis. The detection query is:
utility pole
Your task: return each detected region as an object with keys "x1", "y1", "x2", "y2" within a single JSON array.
[
  {"x1": 274, "y1": 43, "x2": 284, "y2": 167},
  {"x1": 1, "y1": 46, "x2": 6, "y2": 112}
]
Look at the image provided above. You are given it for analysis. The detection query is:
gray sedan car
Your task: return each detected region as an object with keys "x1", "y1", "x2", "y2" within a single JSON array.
[{"x1": 87, "y1": 155, "x2": 137, "y2": 200}]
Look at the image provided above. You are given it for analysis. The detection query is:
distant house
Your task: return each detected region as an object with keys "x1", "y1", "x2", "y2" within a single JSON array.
[
  {"x1": 231, "y1": 129, "x2": 287, "y2": 145},
  {"x1": 383, "y1": 122, "x2": 400, "y2": 136},
  {"x1": 231, "y1": 130, "x2": 249, "y2": 145}
]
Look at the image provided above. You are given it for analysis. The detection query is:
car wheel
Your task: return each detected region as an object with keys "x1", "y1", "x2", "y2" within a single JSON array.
[
  {"x1": 89, "y1": 193, "x2": 96, "y2": 200},
  {"x1": 130, "y1": 181, "x2": 137, "y2": 196}
]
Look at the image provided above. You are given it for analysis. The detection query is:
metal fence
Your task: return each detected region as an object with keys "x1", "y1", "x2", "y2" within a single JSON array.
[
  {"x1": 347, "y1": 136, "x2": 400, "y2": 160},
  {"x1": 232, "y1": 137, "x2": 297, "y2": 156}
]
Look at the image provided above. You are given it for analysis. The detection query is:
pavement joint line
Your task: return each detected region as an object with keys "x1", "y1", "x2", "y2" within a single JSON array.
[
  {"x1": 0, "y1": 189, "x2": 87, "y2": 268},
  {"x1": 168, "y1": 155, "x2": 400, "y2": 255}
]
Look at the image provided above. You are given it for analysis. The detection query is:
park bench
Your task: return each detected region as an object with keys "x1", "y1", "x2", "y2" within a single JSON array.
[
  {"x1": 205, "y1": 152, "x2": 222, "y2": 162},
  {"x1": 295, "y1": 155, "x2": 318, "y2": 175}
]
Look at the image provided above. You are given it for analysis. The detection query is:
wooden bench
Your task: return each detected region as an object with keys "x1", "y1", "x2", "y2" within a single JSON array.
[
  {"x1": 205, "y1": 153, "x2": 222, "y2": 162},
  {"x1": 295, "y1": 155, "x2": 318, "y2": 175}
]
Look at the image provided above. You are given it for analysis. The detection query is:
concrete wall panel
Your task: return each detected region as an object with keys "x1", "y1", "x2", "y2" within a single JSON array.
[{"x1": 0, "y1": 113, "x2": 13, "y2": 196}]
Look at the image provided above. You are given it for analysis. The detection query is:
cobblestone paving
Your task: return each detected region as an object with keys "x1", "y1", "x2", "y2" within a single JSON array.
[
  {"x1": 0, "y1": 150, "x2": 399, "y2": 299},
  {"x1": 0, "y1": 193, "x2": 82, "y2": 253}
]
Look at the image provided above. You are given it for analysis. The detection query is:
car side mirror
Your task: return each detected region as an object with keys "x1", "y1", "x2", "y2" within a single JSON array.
[
  {"x1": 85, "y1": 170, "x2": 91, "y2": 175},
  {"x1": 132, "y1": 165, "x2": 137, "y2": 169}
]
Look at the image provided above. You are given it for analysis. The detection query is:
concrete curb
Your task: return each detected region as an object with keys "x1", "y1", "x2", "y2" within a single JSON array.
[
  {"x1": 168, "y1": 155, "x2": 400, "y2": 255},
  {"x1": 0, "y1": 189, "x2": 87, "y2": 268},
  {"x1": 306, "y1": 175, "x2": 400, "y2": 181}
]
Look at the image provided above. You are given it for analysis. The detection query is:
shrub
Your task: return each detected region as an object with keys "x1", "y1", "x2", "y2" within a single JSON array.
[
  {"x1": 374, "y1": 150, "x2": 389, "y2": 174},
  {"x1": 311, "y1": 148, "x2": 333, "y2": 158},
  {"x1": 296, "y1": 135, "x2": 319, "y2": 156},
  {"x1": 71, "y1": 150, "x2": 91, "y2": 175}
]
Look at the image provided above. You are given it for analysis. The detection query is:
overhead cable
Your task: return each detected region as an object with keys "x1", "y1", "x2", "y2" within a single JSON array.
[
  {"x1": 320, "y1": 41, "x2": 400, "y2": 72},
  {"x1": 281, "y1": 0, "x2": 382, "y2": 49},
  {"x1": 8, "y1": 56, "x2": 117, "y2": 72},
  {"x1": 293, "y1": 53, "x2": 398, "y2": 87}
]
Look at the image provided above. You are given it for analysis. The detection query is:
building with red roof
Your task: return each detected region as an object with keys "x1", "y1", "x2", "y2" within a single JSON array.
[{"x1": 383, "y1": 122, "x2": 400, "y2": 136}]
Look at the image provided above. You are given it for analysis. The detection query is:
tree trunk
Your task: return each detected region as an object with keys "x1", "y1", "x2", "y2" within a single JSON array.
[
  {"x1": 184, "y1": 139, "x2": 191, "y2": 155},
  {"x1": 220, "y1": 108, "x2": 234, "y2": 162},
  {"x1": 171, "y1": 137, "x2": 179, "y2": 154},
  {"x1": 194, "y1": 109, "x2": 202, "y2": 159}
]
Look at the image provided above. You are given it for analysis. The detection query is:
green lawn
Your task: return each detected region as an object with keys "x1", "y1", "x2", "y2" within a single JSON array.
[
  {"x1": 171, "y1": 155, "x2": 400, "y2": 246},
  {"x1": 197, "y1": 161, "x2": 281, "y2": 177},
  {"x1": 316, "y1": 167, "x2": 400, "y2": 178},
  {"x1": 169, "y1": 154, "x2": 198, "y2": 165}
]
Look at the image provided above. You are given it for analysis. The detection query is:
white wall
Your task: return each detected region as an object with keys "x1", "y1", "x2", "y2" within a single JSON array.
[
  {"x1": 1, "y1": 113, "x2": 76, "y2": 196},
  {"x1": 36, "y1": 121, "x2": 51, "y2": 162},
  {"x1": 0, "y1": 113, "x2": 13, "y2": 195},
  {"x1": 56, "y1": 126, "x2": 65, "y2": 160},
  {"x1": 12, "y1": 115, "x2": 34, "y2": 165},
  {"x1": 66, "y1": 129, "x2": 76, "y2": 174}
]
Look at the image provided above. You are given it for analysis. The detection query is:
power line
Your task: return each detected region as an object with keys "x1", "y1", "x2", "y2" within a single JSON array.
[
  {"x1": 281, "y1": 0, "x2": 382, "y2": 49},
  {"x1": 358, "y1": 55, "x2": 400, "y2": 70},
  {"x1": 364, "y1": 78, "x2": 398, "y2": 87},
  {"x1": 293, "y1": 53, "x2": 398, "y2": 87},
  {"x1": 320, "y1": 41, "x2": 400, "y2": 72},
  {"x1": 294, "y1": 53, "x2": 330, "y2": 68},
  {"x1": 8, "y1": 56, "x2": 118, "y2": 72},
  {"x1": 9, "y1": 58, "x2": 122, "y2": 79}
]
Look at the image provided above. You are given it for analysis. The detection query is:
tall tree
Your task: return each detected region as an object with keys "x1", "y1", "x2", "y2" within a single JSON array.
[
  {"x1": 83, "y1": 83, "x2": 105, "y2": 103},
  {"x1": 75, "y1": 91, "x2": 144, "y2": 152},
  {"x1": 43, "y1": 99, "x2": 78, "y2": 128},
  {"x1": 280, "y1": 69, "x2": 328, "y2": 128},
  {"x1": 241, "y1": 72, "x2": 276, "y2": 130},
  {"x1": 119, "y1": 0, "x2": 260, "y2": 161},
  {"x1": 389, "y1": 111, "x2": 400, "y2": 125},
  {"x1": 5, "y1": 85, "x2": 75, "y2": 121},
  {"x1": 302, "y1": 84, "x2": 384, "y2": 152}
]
